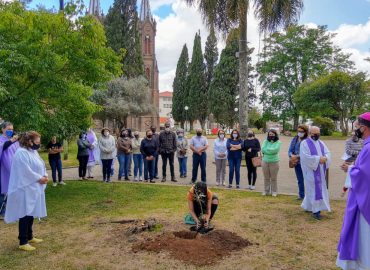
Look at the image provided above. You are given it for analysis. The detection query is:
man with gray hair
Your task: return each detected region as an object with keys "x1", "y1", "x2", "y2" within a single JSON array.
[{"x1": 299, "y1": 126, "x2": 331, "y2": 220}]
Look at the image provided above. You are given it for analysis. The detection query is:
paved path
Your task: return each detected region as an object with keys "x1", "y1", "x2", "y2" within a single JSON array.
[{"x1": 55, "y1": 135, "x2": 347, "y2": 199}]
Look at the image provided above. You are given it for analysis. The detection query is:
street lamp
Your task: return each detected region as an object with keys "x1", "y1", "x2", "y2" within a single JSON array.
[
  {"x1": 234, "y1": 108, "x2": 239, "y2": 129},
  {"x1": 184, "y1": 106, "x2": 189, "y2": 132}
]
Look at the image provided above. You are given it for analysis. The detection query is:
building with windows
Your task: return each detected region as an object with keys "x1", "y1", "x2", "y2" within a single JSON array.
[{"x1": 159, "y1": 91, "x2": 172, "y2": 126}]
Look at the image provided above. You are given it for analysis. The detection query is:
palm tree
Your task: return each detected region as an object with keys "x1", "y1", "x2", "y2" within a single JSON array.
[{"x1": 185, "y1": 0, "x2": 304, "y2": 137}]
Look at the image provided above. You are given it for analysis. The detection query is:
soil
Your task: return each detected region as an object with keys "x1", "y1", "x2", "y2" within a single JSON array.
[{"x1": 132, "y1": 229, "x2": 252, "y2": 266}]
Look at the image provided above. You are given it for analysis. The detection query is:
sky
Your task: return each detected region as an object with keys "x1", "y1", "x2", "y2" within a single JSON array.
[{"x1": 27, "y1": 0, "x2": 370, "y2": 92}]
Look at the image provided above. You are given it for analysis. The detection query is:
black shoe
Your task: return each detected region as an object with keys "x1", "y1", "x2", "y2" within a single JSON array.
[
  {"x1": 124, "y1": 177, "x2": 130, "y2": 181},
  {"x1": 118, "y1": 177, "x2": 122, "y2": 181},
  {"x1": 313, "y1": 212, "x2": 321, "y2": 220},
  {"x1": 150, "y1": 179, "x2": 156, "y2": 183},
  {"x1": 154, "y1": 176, "x2": 159, "y2": 179},
  {"x1": 171, "y1": 178, "x2": 177, "y2": 182},
  {"x1": 129, "y1": 173, "x2": 132, "y2": 176},
  {"x1": 179, "y1": 175, "x2": 183, "y2": 178},
  {"x1": 161, "y1": 177, "x2": 166, "y2": 182},
  {"x1": 183, "y1": 175, "x2": 187, "y2": 178}
]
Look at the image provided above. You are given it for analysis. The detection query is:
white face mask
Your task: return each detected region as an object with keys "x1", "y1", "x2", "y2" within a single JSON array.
[
  {"x1": 219, "y1": 134, "x2": 225, "y2": 139},
  {"x1": 297, "y1": 132, "x2": 305, "y2": 138},
  {"x1": 104, "y1": 132, "x2": 109, "y2": 137},
  {"x1": 232, "y1": 133, "x2": 238, "y2": 139}
]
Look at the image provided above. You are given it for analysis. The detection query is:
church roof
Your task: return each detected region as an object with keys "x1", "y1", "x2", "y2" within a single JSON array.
[{"x1": 140, "y1": 0, "x2": 153, "y2": 21}]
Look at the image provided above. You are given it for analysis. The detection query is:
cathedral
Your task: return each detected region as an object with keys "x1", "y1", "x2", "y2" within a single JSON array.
[{"x1": 88, "y1": 0, "x2": 160, "y2": 131}]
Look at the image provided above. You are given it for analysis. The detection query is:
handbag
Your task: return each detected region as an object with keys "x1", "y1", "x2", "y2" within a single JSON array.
[
  {"x1": 252, "y1": 152, "x2": 262, "y2": 167},
  {"x1": 289, "y1": 155, "x2": 299, "y2": 168}
]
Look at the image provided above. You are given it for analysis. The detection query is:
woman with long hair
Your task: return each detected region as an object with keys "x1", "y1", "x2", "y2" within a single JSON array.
[{"x1": 227, "y1": 129, "x2": 243, "y2": 189}]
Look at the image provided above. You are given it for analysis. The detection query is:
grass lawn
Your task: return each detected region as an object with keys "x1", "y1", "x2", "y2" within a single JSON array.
[{"x1": 0, "y1": 181, "x2": 346, "y2": 270}]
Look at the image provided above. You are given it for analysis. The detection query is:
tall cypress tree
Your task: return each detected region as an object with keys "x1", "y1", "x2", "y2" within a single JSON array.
[
  {"x1": 172, "y1": 44, "x2": 189, "y2": 127},
  {"x1": 104, "y1": 0, "x2": 143, "y2": 78},
  {"x1": 204, "y1": 26, "x2": 218, "y2": 88},
  {"x1": 187, "y1": 32, "x2": 207, "y2": 129},
  {"x1": 208, "y1": 29, "x2": 255, "y2": 128}
]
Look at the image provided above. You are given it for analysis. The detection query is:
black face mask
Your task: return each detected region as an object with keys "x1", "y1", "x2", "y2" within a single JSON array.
[
  {"x1": 151, "y1": 129, "x2": 156, "y2": 133},
  {"x1": 147, "y1": 135, "x2": 152, "y2": 139},
  {"x1": 31, "y1": 143, "x2": 41, "y2": 150},
  {"x1": 267, "y1": 136, "x2": 275, "y2": 142},
  {"x1": 355, "y1": 128, "x2": 363, "y2": 139},
  {"x1": 311, "y1": 134, "x2": 320, "y2": 141},
  {"x1": 196, "y1": 132, "x2": 202, "y2": 136},
  {"x1": 247, "y1": 134, "x2": 254, "y2": 138}
]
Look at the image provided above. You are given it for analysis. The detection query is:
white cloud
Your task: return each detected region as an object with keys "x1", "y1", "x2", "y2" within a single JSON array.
[{"x1": 332, "y1": 19, "x2": 370, "y2": 48}]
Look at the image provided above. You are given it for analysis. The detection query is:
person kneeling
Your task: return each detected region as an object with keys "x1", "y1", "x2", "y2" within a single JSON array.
[{"x1": 187, "y1": 182, "x2": 218, "y2": 232}]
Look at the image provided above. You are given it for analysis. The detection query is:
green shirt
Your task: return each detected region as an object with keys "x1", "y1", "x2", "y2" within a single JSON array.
[{"x1": 261, "y1": 139, "x2": 281, "y2": 163}]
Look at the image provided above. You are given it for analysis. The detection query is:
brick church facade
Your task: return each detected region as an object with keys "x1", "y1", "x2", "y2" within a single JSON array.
[{"x1": 89, "y1": 0, "x2": 160, "y2": 132}]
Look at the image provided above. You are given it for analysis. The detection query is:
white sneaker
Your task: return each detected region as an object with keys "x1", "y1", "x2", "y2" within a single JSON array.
[
  {"x1": 139, "y1": 176, "x2": 143, "y2": 181},
  {"x1": 52, "y1": 182, "x2": 57, "y2": 187},
  {"x1": 248, "y1": 185, "x2": 251, "y2": 190},
  {"x1": 216, "y1": 182, "x2": 220, "y2": 186},
  {"x1": 251, "y1": 185, "x2": 256, "y2": 190},
  {"x1": 134, "y1": 177, "x2": 138, "y2": 181},
  {"x1": 272, "y1": 192, "x2": 278, "y2": 197},
  {"x1": 222, "y1": 181, "x2": 226, "y2": 186},
  {"x1": 262, "y1": 192, "x2": 266, "y2": 196},
  {"x1": 58, "y1": 181, "x2": 66, "y2": 185}
]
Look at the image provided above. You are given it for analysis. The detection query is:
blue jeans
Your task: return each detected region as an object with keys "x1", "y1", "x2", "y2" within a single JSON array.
[
  {"x1": 295, "y1": 163, "x2": 305, "y2": 199},
  {"x1": 117, "y1": 153, "x2": 130, "y2": 178},
  {"x1": 154, "y1": 153, "x2": 159, "y2": 177},
  {"x1": 143, "y1": 157, "x2": 155, "y2": 180},
  {"x1": 133, "y1": 154, "x2": 143, "y2": 178},
  {"x1": 49, "y1": 158, "x2": 62, "y2": 183},
  {"x1": 178, "y1": 157, "x2": 187, "y2": 176},
  {"x1": 229, "y1": 158, "x2": 242, "y2": 186},
  {"x1": 191, "y1": 153, "x2": 207, "y2": 182}
]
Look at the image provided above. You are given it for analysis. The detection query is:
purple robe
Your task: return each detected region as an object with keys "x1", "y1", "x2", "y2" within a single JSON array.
[
  {"x1": 0, "y1": 136, "x2": 20, "y2": 194},
  {"x1": 338, "y1": 136, "x2": 370, "y2": 260},
  {"x1": 86, "y1": 131, "x2": 96, "y2": 165}
]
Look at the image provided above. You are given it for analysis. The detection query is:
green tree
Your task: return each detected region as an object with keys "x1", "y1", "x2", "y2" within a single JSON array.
[
  {"x1": 294, "y1": 71, "x2": 369, "y2": 135},
  {"x1": 185, "y1": 0, "x2": 304, "y2": 138},
  {"x1": 172, "y1": 44, "x2": 189, "y2": 127},
  {"x1": 187, "y1": 32, "x2": 207, "y2": 129},
  {"x1": 92, "y1": 76, "x2": 155, "y2": 130},
  {"x1": 0, "y1": 2, "x2": 121, "y2": 142},
  {"x1": 208, "y1": 29, "x2": 255, "y2": 128},
  {"x1": 258, "y1": 25, "x2": 354, "y2": 129},
  {"x1": 204, "y1": 26, "x2": 218, "y2": 89},
  {"x1": 104, "y1": 0, "x2": 143, "y2": 78}
]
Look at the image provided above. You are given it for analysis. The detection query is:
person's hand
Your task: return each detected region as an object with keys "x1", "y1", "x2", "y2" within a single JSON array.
[
  {"x1": 341, "y1": 162, "x2": 350, "y2": 172},
  {"x1": 248, "y1": 148, "x2": 252, "y2": 152},
  {"x1": 11, "y1": 135, "x2": 19, "y2": 142},
  {"x1": 196, "y1": 220, "x2": 201, "y2": 230},
  {"x1": 38, "y1": 176, "x2": 48, "y2": 184},
  {"x1": 319, "y1": 156, "x2": 327, "y2": 164}
]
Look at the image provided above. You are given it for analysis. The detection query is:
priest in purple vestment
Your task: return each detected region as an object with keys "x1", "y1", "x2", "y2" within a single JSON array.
[
  {"x1": 337, "y1": 112, "x2": 370, "y2": 270},
  {"x1": 0, "y1": 121, "x2": 19, "y2": 217}
]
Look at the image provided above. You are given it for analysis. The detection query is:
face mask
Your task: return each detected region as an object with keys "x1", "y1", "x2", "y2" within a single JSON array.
[
  {"x1": 151, "y1": 129, "x2": 156, "y2": 133},
  {"x1": 31, "y1": 143, "x2": 41, "y2": 150},
  {"x1": 104, "y1": 132, "x2": 109, "y2": 137},
  {"x1": 311, "y1": 134, "x2": 320, "y2": 141},
  {"x1": 122, "y1": 133, "x2": 127, "y2": 137},
  {"x1": 196, "y1": 132, "x2": 202, "y2": 137},
  {"x1": 135, "y1": 135, "x2": 139, "y2": 139},
  {"x1": 165, "y1": 127, "x2": 170, "y2": 132},
  {"x1": 355, "y1": 128, "x2": 363, "y2": 139},
  {"x1": 247, "y1": 133, "x2": 253, "y2": 138},
  {"x1": 297, "y1": 132, "x2": 305, "y2": 138},
  {"x1": 219, "y1": 134, "x2": 225, "y2": 139},
  {"x1": 147, "y1": 135, "x2": 152, "y2": 139},
  {"x1": 267, "y1": 136, "x2": 275, "y2": 142},
  {"x1": 5, "y1": 130, "x2": 13, "y2": 138},
  {"x1": 232, "y1": 133, "x2": 238, "y2": 139},
  {"x1": 178, "y1": 133, "x2": 183, "y2": 138}
]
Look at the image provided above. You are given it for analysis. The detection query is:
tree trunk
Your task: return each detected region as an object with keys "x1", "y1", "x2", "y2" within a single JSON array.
[
  {"x1": 190, "y1": 120, "x2": 194, "y2": 132},
  {"x1": 238, "y1": 9, "x2": 249, "y2": 139},
  {"x1": 63, "y1": 139, "x2": 68, "y2": 160},
  {"x1": 341, "y1": 116, "x2": 349, "y2": 136},
  {"x1": 293, "y1": 114, "x2": 299, "y2": 130}
]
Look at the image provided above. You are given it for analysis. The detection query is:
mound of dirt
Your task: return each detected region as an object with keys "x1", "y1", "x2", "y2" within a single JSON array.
[{"x1": 132, "y1": 229, "x2": 252, "y2": 266}]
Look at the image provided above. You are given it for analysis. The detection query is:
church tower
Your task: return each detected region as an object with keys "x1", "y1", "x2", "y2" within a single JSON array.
[
  {"x1": 87, "y1": 0, "x2": 102, "y2": 17},
  {"x1": 138, "y1": 0, "x2": 160, "y2": 129}
]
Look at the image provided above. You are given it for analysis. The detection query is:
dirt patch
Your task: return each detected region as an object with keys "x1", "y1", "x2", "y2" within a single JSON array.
[{"x1": 132, "y1": 229, "x2": 252, "y2": 266}]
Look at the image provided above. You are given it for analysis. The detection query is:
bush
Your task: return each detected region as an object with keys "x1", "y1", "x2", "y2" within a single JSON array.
[
  {"x1": 312, "y1": 116, "x2": 335, "y2": 136},
  {"x1": 283, "y1": 122, "x2": 293, "y2": 132}
]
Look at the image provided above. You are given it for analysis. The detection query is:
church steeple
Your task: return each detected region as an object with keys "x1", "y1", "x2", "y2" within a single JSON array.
[
  {"x1": 140, "y1": 0, "x2": 153, "y2": 21},
  {"x1": 88, "y1": 0, "x2": 101, "y2": 16}
]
